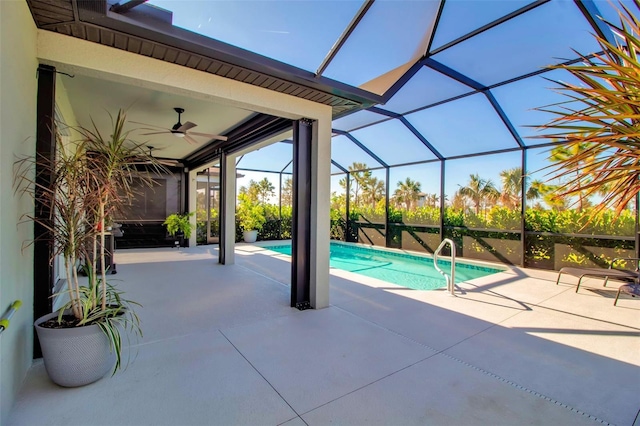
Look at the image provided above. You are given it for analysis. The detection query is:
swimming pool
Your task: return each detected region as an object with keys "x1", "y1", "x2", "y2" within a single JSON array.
[{"x1": 267, "y1": 242, "x2": 504, "y2": 290}]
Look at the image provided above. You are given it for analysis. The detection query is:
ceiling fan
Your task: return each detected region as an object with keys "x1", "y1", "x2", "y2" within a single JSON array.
[
  {"x1": 133, "y1": 107, "x2": 228, "y2": 145},
  {"x1": 135, "y1": 145, "x2": 183, "y2": 167}
]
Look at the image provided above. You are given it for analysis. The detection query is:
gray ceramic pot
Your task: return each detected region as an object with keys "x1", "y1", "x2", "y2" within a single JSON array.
[{"x1": 35, "y1": 311, "x2": 116, "y2": 387}]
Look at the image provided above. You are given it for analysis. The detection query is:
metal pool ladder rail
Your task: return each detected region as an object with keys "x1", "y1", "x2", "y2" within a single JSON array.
[{"x1": 434, "y1": 239, "x2": 456, "y2": 296}]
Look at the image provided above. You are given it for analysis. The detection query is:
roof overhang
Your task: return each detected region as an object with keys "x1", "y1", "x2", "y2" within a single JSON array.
[{"x1": 27, "y1": 0, "x2": 383, "y2": 117}]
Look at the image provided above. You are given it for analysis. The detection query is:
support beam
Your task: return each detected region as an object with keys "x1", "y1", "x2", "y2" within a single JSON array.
[
  {"x1": 430, "y1": 0, "x2": 550, "y2": 55},
  {"x1": 291, "y1": 118, "x2": 330, "y2": 309},
  {"x1": 575, "y1": 0, "x2": 617, "y2": 46},
  {"x1": 424, "y1": 58, "x2": 484, "y2": 90},
  {"x1": 425, "y1": 0, "x2": 447, "y2": 56},
  {"x1": 331, "y1": 159, "x2": 349, "y2": 174},
  {"x1": 34, "y1": 64, "x2": 56, "y2": 358},
  {"x1": 380, "y1": 61, "x2": 425, "y2": 104},
  {"x1": 439, "y1": 160, "x2": 446, "y2": 243},
  {"x1": 399, "y1": 117, "x2": 445, "y2": 160},
  {"x1": 333, "y1": 129, "x2": 388, "y2": 168},
  {"x1": 346, "y1": 172, "x2": 351, "y2": 241},
  {"x1": 109, "y1": 0, "x2": 149, "y2": 14},
  {"x1": 219, "y1": 151, "x2": 237, "y2": 265},
  {"x1": 291, "y1": 120, "x2": 313, "y2": 309},
  {"x1": 485, "y1": 91, "x2": 525, "y2": 148},
  {"x1": 521, "y1": 150, "x2": 527, "y2": 267},
  {"x1": 365, "y1": 107, "x2": 444, "y2": 160},
  {"x1": 279, "y1": 172, "x2": 283, "y2": 238},
  {"x1": 310, "y1": 118, "x2": 331, "y2": 309},
  {"x1": 187, "y1": 167, "x2": 198, "y2": 248},
  {"x1": 385, "y1": 167, "x2": 391, "y2": 247},
  {"x1": 316, "y1": 0, "x2": 374, "y2": 77}
]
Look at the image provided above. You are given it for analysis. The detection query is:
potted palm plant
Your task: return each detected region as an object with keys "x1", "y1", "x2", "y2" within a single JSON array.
[
  {"x1": 15, "y1": 110, "x2": 163, "y2": 387},
  {"x1": 236, "y1": 192, "x2": 266, "y2": 243},
  {"x1": 164, "y1": 212, "x2": 194, "y2": 247}
]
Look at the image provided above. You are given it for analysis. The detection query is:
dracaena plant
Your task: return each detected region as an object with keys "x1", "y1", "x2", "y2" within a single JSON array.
[
  {"x1": 80, "y1": 111, "x2": 166, "y2": 310},
  {"x1": 14, "y1": 109, "x2": 165, "y2": 373},
  {"x1": 535, "y1": 0, "x2": 640, "y2": 217}
]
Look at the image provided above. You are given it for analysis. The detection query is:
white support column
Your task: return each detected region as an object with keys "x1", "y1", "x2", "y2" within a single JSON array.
[
  {"x1": 187, "y1": 168, "x2": 198, "y2": 248},
  {"x1": 222, "y1": 153, "x2": 237, "y2": 265},
  {"x1": 310, "y1": 118, "x2": 331, "y2": 309}
]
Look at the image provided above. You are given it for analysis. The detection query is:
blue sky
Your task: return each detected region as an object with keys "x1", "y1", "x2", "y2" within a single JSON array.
[{"x1": 148, "y1": 0, "x2": 628, "y2": 206}]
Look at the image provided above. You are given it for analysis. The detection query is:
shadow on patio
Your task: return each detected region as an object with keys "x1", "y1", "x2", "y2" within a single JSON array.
[{"x1": 8, "y1": 245, "x2": 640, "y2": 426}]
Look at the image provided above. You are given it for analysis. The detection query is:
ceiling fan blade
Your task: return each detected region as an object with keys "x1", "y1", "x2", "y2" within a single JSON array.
[
  {"x1": 158, "y1": 158, "x2": 182, "y2": 166},
  {"x1": 183, "y1": 134, "x2": 199, "y2": 145},
  {"x1": 130, "y1": 121, "x2": 170, "y2": 130},
  {"x1": 131, "y1": 159, "x2": 150, "y2": 165},
  {"x1": 188, "y1": 131, "x2": 228, "y2": 141},
  {"x1": 178, "y1": 121, "x2": 197, "y2": 132},
  {"x1": 140, "y1": 131, "x2": 170, "y2": 136}
]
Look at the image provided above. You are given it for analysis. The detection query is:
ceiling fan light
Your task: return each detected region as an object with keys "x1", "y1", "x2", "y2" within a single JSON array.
[{"x1": 174, "y1": 132, "x2": 185, "y2": 138}]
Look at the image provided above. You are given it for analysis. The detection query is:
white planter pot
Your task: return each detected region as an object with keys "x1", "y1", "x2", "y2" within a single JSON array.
[
  {"x1": 243, "y1": 230, "x2": 258, "y2": 243},
  {"x1": 35, "y1": 311, "x2": 116, "y2": 387}
]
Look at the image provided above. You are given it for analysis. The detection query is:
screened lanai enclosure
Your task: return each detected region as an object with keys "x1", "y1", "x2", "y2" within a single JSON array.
[
  {"x1": 37, "y1": 0, "x2": 639, "y2": 271},
  {"x1": 164, "y1": 0, "x2": 639, "y2": 271}
]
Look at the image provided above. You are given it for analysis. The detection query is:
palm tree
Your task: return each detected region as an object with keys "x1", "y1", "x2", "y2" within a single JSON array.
[
  {"x1": 394, "y1": 178, "x2": 421, "y2": 210},
  {"x1": 339, "y1": 162, "x2": 372, "y2": 209},
  {"x1": 499, "y1": 167, "x2": 522, "y2": 210},
  {"x1": 535, "y1": 2, "x2": 640, "y2": 217},
  {"x1": 548, "y1": 143, "x2": 595, "y2": 212},
  {"x1": 498, "y1": 168, "x2": 550, "y2": 210},
  {"x1": 363, "y1": 177, "x2": 385, "y2": 209},
  {"x1": 458, "y1": 174, "x2": 499, "y2": 216},
  {"x1": 526, "y1": 179, "x2": 550, "y2": 208},
  {"x1": 425, "y1": 193, "x2": 439, "y2": 208}
]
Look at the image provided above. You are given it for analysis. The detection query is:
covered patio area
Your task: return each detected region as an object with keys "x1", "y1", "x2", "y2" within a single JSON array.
[{"x1": 8, "y1": 245, "x2": 639, "y2": 425}]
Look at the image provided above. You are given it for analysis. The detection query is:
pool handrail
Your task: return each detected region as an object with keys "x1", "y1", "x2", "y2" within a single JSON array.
[{"x1": 434, "y1": 239, "x2": 456, "y2": 296}]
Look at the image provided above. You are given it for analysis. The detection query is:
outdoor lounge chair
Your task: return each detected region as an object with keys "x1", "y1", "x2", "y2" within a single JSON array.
[
  {"x1": 555, "y1": 257, "x2": 640, "y2": 295},
  {"x1": 615, "y1": 282, "x2": 640, "y2": 306}
]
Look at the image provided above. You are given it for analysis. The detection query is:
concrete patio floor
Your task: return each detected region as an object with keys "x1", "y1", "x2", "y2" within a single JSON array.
[{"x1": 8, "y1": 243, "x2": 640, "y2": 426}]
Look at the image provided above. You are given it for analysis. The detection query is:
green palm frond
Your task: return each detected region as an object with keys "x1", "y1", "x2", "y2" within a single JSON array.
[{"x1": 535, "y1": 1, "x2": 640, "y2": 217}]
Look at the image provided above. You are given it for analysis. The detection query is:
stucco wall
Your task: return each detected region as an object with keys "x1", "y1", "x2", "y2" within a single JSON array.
[
  {"x1": 0, "y1": 0, "x2": 38, "y2": 423},
  {"x1": 55, "y1": 74, "x2": 80, "y2": 131}
]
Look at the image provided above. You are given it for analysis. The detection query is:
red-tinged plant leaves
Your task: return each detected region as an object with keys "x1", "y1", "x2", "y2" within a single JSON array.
[{"x1": 534, "y1": 1, "x2": 640, "y2": 218}]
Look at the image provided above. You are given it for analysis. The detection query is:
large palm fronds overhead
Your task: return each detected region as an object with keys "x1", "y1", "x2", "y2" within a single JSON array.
[{"x1": 535, "y1": 0, "x2": 640, "y2": 216}]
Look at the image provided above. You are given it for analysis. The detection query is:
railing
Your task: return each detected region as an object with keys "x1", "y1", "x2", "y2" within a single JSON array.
[
  {"x1": 434, "y1": 239, "x2": 456, "y2": 296},
  {"x1": 0, "y1": 300, "x2": 22, "y2": 336}
]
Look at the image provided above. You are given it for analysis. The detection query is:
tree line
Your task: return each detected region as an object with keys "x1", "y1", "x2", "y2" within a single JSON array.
[{"x1": 331, "y1": 146, "x2": 631, "y2": 216}]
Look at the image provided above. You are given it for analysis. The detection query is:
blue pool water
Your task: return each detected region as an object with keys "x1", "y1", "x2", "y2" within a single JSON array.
[{"x1": 268, "y1": 242, "x2": 503, "y2": 290}]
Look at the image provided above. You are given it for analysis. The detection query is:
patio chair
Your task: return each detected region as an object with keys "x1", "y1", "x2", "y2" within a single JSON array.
[
  {"x1": 614, "y1": 282, "x2": 640, "y2": 306},
  {"x1": 555, "y1": 257, "x2": 640, "y2": 294}
]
